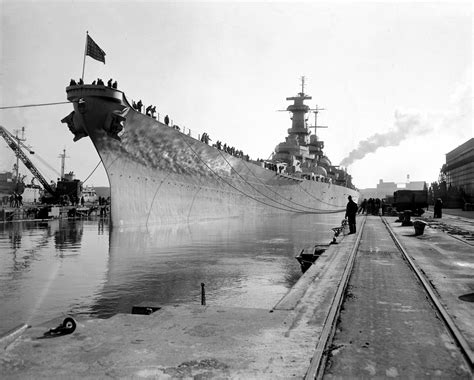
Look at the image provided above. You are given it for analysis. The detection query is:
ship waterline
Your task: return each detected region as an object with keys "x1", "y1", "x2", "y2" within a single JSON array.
[{"x1": 63, "y1": 85, "x2": 358, "y2": 227}]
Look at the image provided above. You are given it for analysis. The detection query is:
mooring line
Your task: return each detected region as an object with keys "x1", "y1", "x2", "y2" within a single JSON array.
[
  {"x1": 297, "y1": 181, "x2": 344, "y2": 207},
  {"x1": 178, "y1": 133, "x2": 340, "y2": 214},
  {"x1": 216, "y1": 148, "x2": 327, "y2": 213},
  {"x1": 145, "y1": 173, "x2": 171, "y2": 228},
  {"x1": 238, "y1": 155, "x2": 342, "y2": 210},
  {"x1": 0, "y1": 101, "x2": 69, "y2": 109},
  {"x1": 81, "y1": 161, "x2": 102, "y2": 184}
]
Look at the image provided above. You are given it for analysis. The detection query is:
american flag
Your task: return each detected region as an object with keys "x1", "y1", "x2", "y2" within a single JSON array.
[{"x1": 86, "y1": 35, "x2": 106, "y2": 64}]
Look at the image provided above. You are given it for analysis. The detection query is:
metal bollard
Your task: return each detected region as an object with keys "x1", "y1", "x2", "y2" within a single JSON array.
[
  {"x1": 413, "y1": 220, "x2": 427, "y2": 236},
  {"x1": 401, "y1": 210, "x2": 413, "y2": 226},
  {"x1": 201, "y1": 283, "x2": 206, "y2": 305}
]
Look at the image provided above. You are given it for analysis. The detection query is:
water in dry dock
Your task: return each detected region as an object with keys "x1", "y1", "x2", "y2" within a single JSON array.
[{"x1": 0, "y1": 213, "x2": 343, "y2": 335}]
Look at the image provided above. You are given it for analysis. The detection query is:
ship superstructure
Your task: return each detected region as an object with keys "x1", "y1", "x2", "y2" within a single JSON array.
[{"x1": 271, "y1": 79, "x2": 353, "y2": 188}]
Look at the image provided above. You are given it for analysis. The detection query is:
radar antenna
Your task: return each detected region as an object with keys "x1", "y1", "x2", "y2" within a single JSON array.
[{"x1": 308, "y1": 105, "x2": 328, "y2": 139}]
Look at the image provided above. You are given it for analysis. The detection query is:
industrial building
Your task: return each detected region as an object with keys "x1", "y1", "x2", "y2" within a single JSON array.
[
  {"x1": 359, "y1": 178, "x2": 426, "y2": 200},
  {"x1": 443, "y1": 138, "x2": 474, "y2": 199}
]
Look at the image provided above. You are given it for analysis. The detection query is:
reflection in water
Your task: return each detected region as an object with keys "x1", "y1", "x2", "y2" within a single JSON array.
[
  {"x1": 2, "y1": 222, "x2": 52, "y2": 274},
  {"x1": 0, "y1": 219, "x2": 107, "y2": 335},
  {"x1": 0, "y1": 212, "x2": 343, "y2": 335},
  {"x1": 54, "y1": 219, "x2": 84, "y2": 253},
  {"x1": 92, "y1": 213, "x2": 341, "y2": 317}
]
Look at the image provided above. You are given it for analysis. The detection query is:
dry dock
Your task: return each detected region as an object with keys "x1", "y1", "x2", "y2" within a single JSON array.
[{"x1": 1, "y1": 211, "x2": 473, "y2": 379}]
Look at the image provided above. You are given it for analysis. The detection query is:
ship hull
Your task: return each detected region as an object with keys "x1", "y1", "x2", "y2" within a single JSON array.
[{"x1": 64, "y1": 86, "x2": 358, "y2": 227}]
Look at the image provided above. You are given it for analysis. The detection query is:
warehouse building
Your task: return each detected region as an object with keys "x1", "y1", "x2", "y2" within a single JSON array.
[{"x1": 443, "y1": 138, "x2": 474, "y2": 198}]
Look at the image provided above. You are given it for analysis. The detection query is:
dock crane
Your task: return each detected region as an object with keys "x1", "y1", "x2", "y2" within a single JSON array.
[{"x1": 0, "y1": 125, "x2": 56, "y2": 196}]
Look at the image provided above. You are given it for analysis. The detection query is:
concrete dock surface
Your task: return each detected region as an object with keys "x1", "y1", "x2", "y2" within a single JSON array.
[
  {"x1": 324, "y1": 216, "x2": 472, "y2": 378},
  {"x1": 1, "y1": 210, "x2": 473, "y2": 379}
]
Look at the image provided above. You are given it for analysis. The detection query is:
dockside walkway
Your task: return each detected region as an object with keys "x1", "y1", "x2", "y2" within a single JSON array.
[
  {"x1": 1, "y1": 211, "x2": 473, "y2": 378},
  {"x1": 324, "y1": 215, "x2": 472, "y2": 378}
]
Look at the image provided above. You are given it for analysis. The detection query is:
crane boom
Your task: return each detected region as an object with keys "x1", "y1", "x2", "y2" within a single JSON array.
[{"x1": 0, "y1": 125, "x2": 56, "y2": 195}]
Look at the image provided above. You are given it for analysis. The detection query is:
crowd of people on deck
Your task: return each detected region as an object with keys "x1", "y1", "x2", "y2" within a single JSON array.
[
  {"x1": 69, "y1": 78, "x2": 118, "y2": 89},
  {"x1": 132, "y1": 100, "x2": 143, "y2": 112},
  {"x1": 131, "y1": 100, "x2": 158, "y2": 119},
  {"x1": 212, "y1": 139, "x2": 250, "y2": 161},
  {"x1": 67, "y1": 79, "x2": 253, "y2": 162}
]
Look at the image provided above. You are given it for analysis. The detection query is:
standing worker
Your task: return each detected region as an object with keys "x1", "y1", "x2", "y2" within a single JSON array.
[
  {"x1": 345, "y1": 195, "x2": 358, "y2": 234},
  {"x1": 358, "y1": 198, "x2": 367, "y2": 214},
  {"x1": 434, "y1": 198, "x2": 443, "y2": 218}
]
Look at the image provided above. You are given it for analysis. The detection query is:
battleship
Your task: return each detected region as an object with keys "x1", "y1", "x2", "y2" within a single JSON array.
[{"x1": 62, "y1": 80, "x2": 359, "y2": 227}]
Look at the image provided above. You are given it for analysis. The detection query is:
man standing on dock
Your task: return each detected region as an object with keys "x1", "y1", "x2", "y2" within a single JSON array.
[
  {"x1": 345, "y1": 195, "x2": 358, "y2": 234},
  {"x1": 434, "y1": 198, "x2": 443, "y2": 218}
]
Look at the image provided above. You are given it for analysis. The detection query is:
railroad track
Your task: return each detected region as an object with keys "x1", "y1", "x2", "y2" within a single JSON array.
[
  {"x1": 422, "y1": 217, "x2": 474, "y2": 246},
  {"x1": 382, "y1": 217, "x2": 474, "y2": 368},
  {"x1": 303, "y1": 216, "x2": 366, "y2": 380},
  {"x1": 304, "y1": 215, "x2": 473, "y2": 379}
]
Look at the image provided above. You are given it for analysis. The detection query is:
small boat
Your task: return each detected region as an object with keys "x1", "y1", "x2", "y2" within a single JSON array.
[{"x1": 81, "y1": 186, "x2": 98, "y2": 204}]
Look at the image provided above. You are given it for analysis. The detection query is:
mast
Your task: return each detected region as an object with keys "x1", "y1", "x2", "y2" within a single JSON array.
[
  {"x1": 285, "y1": 76, "x2": 312, "y2": 144},
  {"x1": 59, "y1": 148, "x2": 69, "y2": 180},
  {"x1": 13, "y1": 127, "x2": 26, "y2": 182},
  {"x1": 308, "y1": 105, "x2": 328, "y2": 140}
]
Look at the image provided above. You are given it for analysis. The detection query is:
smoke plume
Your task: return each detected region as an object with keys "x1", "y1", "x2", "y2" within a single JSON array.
[{"x1": 339, "y1": 79, "x2": 471, "y2": 167}]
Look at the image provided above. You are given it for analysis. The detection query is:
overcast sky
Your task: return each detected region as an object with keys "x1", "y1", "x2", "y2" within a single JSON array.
[{"x1": 1, "y1": 1, "x2": 472, "y2": 189}]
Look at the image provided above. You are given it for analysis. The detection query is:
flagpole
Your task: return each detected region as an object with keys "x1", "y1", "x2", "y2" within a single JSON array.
[{"x1": 81, "y1": 31, "x2": 88, "y2": 82}]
